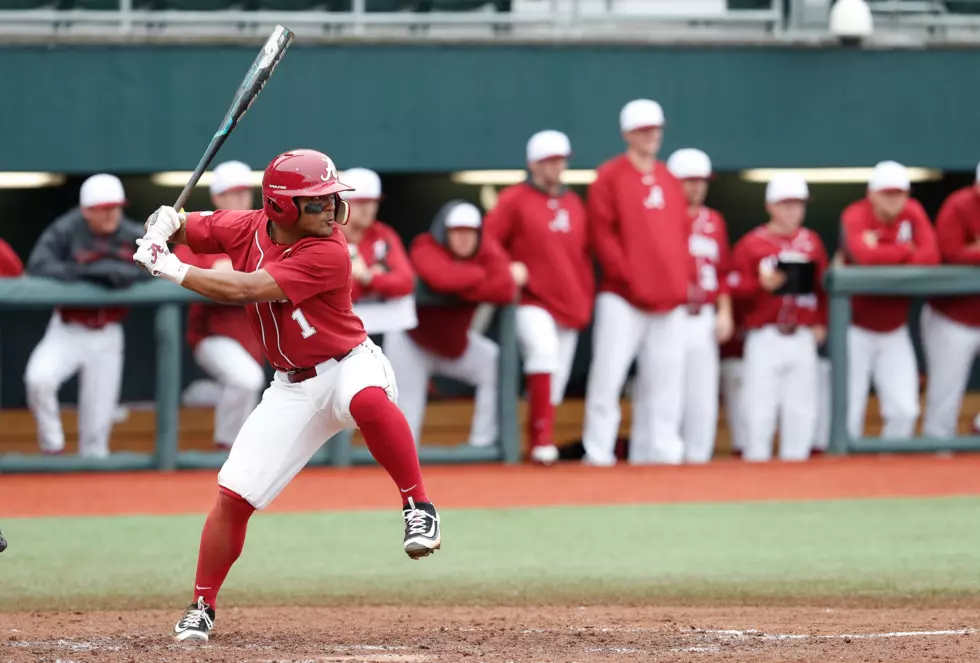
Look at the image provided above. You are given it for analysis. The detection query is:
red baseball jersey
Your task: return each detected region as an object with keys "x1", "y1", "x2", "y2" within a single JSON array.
[
  {"x1": 483, "y1": 182, "x2": 594, "y2": 330},
  {"x1": 687, "y1": 206, "x2": 731, "y2": 307},
  {"x1": 346, "y1": 221, "x2": 415, "y2": 303},
  {"x1": 0, "y1": 239, "x2": 23, "y2": 277},
  {"x1": 408, "y1": 234, "x2": 516, "y2": 359},
  {"x1": 728, "y1": 225, "x2": 829, "y2": 330},
  {"x1": 185, "y1": 210, "x2": 367, "y2": 371},
  {"x1": 588, "y1": 155, "x2": 690, "y2": 313},
  {"x1": 927, "y1": 186, "x2": 980, "y2": 327},
  {"x1": 840, "y1": 197, "x2": 939, "y2": 332},
  {"x1": 173, "y1": 245, "x2": 265, "y2": 364}
]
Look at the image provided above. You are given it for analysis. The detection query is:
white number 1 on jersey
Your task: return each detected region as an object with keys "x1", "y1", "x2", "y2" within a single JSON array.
[{"x1": 291, "y1": 309, "x2": 317, "y2": 339}]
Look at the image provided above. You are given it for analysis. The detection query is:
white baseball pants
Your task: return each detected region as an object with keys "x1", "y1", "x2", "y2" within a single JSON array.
[
  {"x1": 218, "y1": 338, "x2": 397, "y2": 510},
  {"x1": 813, "y1": 358, "x2": 832, "y2": 452},
  {"x1": 679, "y1": 307, "x2": 719, "y2": 463},
  {"x1": 515, "y1": 305, "x2": 578, "y2": 404},
  {"x1": 847, "y1": 324, "x2": 920, "y2": 440},
  {"x1": 194, "y1": 336, "x2": 266, "y2": 447},
  {"x1": 383, "y1": 329, "x2": 499, "y2": 447},
  {"x1": 742, "y1": 325, "x2": 818, "y2": 462},
  {"x1": 921, "y1": 305, "x2": 980, "y2": 438},
  {"x1": 24, "y1": 312, "x2": 124, "y2": 457},
  {"x1": 720, "y1": 359, "x2": 747, "y2": 454},
  {"x1": 582, "y1": 293, "x2": 686, "y2": 466}
]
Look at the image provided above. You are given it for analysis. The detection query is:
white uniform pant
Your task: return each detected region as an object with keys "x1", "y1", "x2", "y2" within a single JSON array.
[
  {"x1": 847, "y1": 324, "x2": 920, "y2": 440},
  {"x1": 813, "y1": 358, "x2": 832, "y2": 452},
  {"x1": 194, "y1": 336, "x2": 266, "y2": 447},
  {"x1": 24, "y1": 313, "x2": 124, "y2": 457},
  {"x1": 516, "y1": 305, "x2": 578, "y2": 405},
  {"x1": 720, "y1": 359, "x2": 747, "y2": 454},
  {"x1": 679, "y1": 307, "x2": 719, "y2": 463},
  {"x1": 742, "y1": 325, "x2": 818, "y2": 462},
  {"x1": 582, "y1": 293, "x2": 686, "y2": 466},
  {"x1": 383, "y1": 330, "x2": 499, "y2": 447},
  {"x1": 921, "y1": 305, "x2": 980, "y2": 437},
  {"x1": 218, "y1": 338, "x2": 398, "y2": 510}
]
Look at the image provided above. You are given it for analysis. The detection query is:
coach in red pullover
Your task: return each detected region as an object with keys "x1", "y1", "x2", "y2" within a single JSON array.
[
  {"x1": 582, "y1": 98, "x2": 691, "y2": 466},
  {"x1": 383, "y1": 200, "x2": 520, "y2": 448},
  {"x1": 840, "y1": 160, "x2": 939, "y2": 440},
  {"x1": 921, "y1": 165, "x2": 980, "y2": 437}
]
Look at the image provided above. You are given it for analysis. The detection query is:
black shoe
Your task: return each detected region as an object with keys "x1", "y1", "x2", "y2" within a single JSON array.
[
  {"x1": 403, "y1": 497, "x2": 441, "y2": 560},
  {"x1": 0, "y1": 527, "x2": 6, "y2": 553},
  {"x1": 172, "y1": 597, "x2": 214, "y2": 642}
]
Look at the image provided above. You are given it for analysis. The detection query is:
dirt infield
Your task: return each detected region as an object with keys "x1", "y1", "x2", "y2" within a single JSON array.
[{"x1": 2, "y1": 605, "x2": 978, "y2": 663}]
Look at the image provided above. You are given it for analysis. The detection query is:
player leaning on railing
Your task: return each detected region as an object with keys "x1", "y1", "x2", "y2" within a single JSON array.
[{"x1": 132, "y1": 148, "x2": 441, "y2": 643}]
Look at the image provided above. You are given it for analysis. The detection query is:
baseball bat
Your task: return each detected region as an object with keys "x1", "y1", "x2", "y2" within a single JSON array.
[{"x1": 172, "y1": 24, "x2": 295, "y2": 212}]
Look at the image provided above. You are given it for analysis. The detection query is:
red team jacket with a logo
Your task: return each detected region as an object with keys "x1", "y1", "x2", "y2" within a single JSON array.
[
  {"x1": 184, "y1": 210, "x2": 367, "y2": 371},
  {"x1": 927, "y1": 186, "x2": 980, "y2": 327},
  {"x1": 840, "y1": 198, "x2": 939, "y2": 333},
  {"x1": 173, "y1": 244, "x2": 265, "y2": 364},
  {"x1": 588, "y1": 155, "x2": 691, "y2": 313},
  {"x1": 347, "y1": 221, "x2": 415, "y2": 304},
  {"x1": 483, "y1": 182, "x2": 594, "y2": 330},
  {"x1": 728, "y1": 226, "x2": 829, "y2": 330},
  {"x1": 687, "y1": 206, "x2": 732, "y2": 309}
]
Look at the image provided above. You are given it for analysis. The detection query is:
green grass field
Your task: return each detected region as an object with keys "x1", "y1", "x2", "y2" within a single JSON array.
[{"x1": 3, "y1": 495, "x2": 979, "y2": 612}]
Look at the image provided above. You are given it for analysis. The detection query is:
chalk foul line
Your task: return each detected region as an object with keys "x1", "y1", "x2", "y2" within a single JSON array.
[{"x1": 696, "y1": 628, "x2": 975, "y2": 641}]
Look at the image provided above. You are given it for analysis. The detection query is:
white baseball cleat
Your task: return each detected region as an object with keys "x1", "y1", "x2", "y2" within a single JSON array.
[{"x1": 530, "y1": 444, "x2": 559, "y2": 466}]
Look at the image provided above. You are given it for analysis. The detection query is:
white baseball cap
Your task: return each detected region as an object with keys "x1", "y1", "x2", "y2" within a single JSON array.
[
  {"x1": 667, "y1": 148, "x2": 712, "y2": 180},
  {"x1": 766, "y1": 173, "x2": 809, "y2": 204},
  {"x1": 868, "y1": 160, "x2": 911, "y2": 192},
  {"x1": 445, "y1": 202, "x2": 482, "y2": 229},
  {"x1": 210, "y1": 160, "x2": 254, "y2": 196},
  {"x1": 340, "y1": 167, "x2": 382, "y2": 201},
  {"x1": 620, "y1": 99, "x2": 665, "y2": 133},
  {"x1": 526, "y1": 130, "x2": 571, "y2": 163},
  {"x1": 80, "y1": 173, "x2": 126, "y2": 209}
]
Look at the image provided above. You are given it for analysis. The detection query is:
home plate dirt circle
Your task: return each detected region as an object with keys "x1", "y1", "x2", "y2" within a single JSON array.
[{"x1": 2, "y1": 605, "x2": 977, "y2": 663}]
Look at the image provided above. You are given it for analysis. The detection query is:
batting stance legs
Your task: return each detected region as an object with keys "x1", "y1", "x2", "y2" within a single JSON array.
[
  {"x1": 582, "y1": 293, "x2": 685, "y2": 465},
  {"x1": 847, "y1": 325, "x2": 920, "y2": 440},
  {"x1": 921, "y1": 305, "x2": 980, "y2": 437},
  {"x1": 384, "y1": 330, "x2": 499, "y2": 447},
  {"x1": 194, "y1": 337, "x2": 265, "y2": 448},
  {"x1": 24, "y1": 313, "x2": 124, "y2": 457}
]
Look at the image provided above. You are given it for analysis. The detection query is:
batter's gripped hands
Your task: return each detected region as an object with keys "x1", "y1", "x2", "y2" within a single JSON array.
[
  {"x1": 812, "y1": 325, "x2": 828, "y2": 345},
  {"x1": 758, "y1": 267, "x2": 787, "y2": 293},
  {"x1": 715, "y1": 309, "x2": 735, "y2": 344},
  {"x1": 134, "y1": 235, "x2": 188, "y2": 285},
  {"x1": 145, "y1": 205, "x2": 182, "y2": 244},
  {"x1": 509, "y1": 261, "x2": 529, "y2": 287}
]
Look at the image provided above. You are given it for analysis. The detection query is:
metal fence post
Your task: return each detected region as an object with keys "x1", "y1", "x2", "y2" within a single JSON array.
[
  {"x1": 154, "y1": 303, "x2": 181, "y2": 471},
  {"x1": 497, "y1": 304, "x2": 520, "y2": 464},
  {"x1": 827, "y1": 287, "x2": 851, "y2": 456}
]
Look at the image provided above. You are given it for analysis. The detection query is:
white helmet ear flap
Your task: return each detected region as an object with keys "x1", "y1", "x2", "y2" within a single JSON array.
[{"x1": 335, "y1": 197, "x2": 350, "y2": 225}]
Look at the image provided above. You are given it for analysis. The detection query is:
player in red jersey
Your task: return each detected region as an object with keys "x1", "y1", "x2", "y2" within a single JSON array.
[{"x1": 133, "y1": 149, "x2": 440, "y2": 643}]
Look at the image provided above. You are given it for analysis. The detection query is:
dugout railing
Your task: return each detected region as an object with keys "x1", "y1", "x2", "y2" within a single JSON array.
[
  {"x1": 0, "y1": 276, "x2": 521, "y2": 473},
  {"x1": 826, "y1": 265, "x2": 980, "y2": 455}
]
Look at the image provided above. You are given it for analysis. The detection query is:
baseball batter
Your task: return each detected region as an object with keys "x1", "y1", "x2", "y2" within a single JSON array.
[
  {"x1": 483, "y1": 130, "x2": 594, "y2": 466},
  {"x1": 665, "y1": 148, "x2": 734, "y2": 463},
  {"x1": 385, "y1": 201, "x2": 520, "y2": 448},
  {"x1": 132, "y1": 149, "x2": 441, "y2": 643},
  {"x1": 728, "y1": 173, "x2": 828, "y2": 462},
  {"x1": 840, "y1": 161, "x2": 939, "y2": 440},
  {"x1": 174, "y1": 161, "x2": 265, "y2": 449},
  {"x1": 582, "y1": 99, "x2": 691, "y2": 466},
  {"x1": 24, "y1": 174, "x2": 147, "y2": 457},
  {"x1": 920, "y1": 164, "x2": 980, "y2": 437}
]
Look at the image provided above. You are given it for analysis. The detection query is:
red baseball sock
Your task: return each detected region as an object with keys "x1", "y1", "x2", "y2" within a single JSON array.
[
  {"x1": 191, "y1": 487, "x2": 254, "y2": 608},
  {"x1": 350, "y1": 387, "x2": 428, "y2": 507},
  {"x1": 526, "y1": 373, "x2": 554, "y2": 448}
]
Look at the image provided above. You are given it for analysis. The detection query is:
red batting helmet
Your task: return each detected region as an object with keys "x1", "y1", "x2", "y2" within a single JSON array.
[{"x1": 262, "y1": 149, "x2": 353, "y2": 227}]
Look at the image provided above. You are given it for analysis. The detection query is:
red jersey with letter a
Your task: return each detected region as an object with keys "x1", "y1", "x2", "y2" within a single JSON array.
[
  {"x1": 687, "y1": 206, "x2": 731, "y2": 308},
  {"x1": 173, "y1": 245, "x2": 265, "y2": 364},
  {"x1": 587, "y1": 155, "x2": 690, "y2": 312},
  {"x1": 840, "y1": 198, "x2": 939, "y2": 332},
  {"x1": 185, "y1": 210, "x2": 367, "y2": 371},
  {"x1": 0, "y1": 239, "x2": 23, "y2": 277},
  {"x1": 483, "y1": 182, "x2": 594, "y2": 330},
  {"x1": 347, "y1": 221, "x2": 415, "y2": 303},
  {"x1": 927, "y1": 186, "x2": 980, "y2": 327},
  {"x1": 728, "y1": 226, "x2": 829, "y2": 330}
]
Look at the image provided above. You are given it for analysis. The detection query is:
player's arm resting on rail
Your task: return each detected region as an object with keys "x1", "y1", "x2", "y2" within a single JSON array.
[
  {"x1": 25, "y1": 218, "x2": 80, "y2": 280},
  {"x1": 586, "y1": 174, "x2": 629, "y2": 284},
  {"x1": 840, "y1": 211, "x2": 913, "y2": 265},
  {"x1": 906, "y1": 200, "x2": 940, "y2": 266},
  {"x1": 410, "y1": 237, "x2": 487, "y2": 294},
  {"x1": 457, "y1": 241, "x2": 518, "y2": 304},
  {"x1": 360, "y1": 230, "x2": 415, "y2": 298},
  {"x1": 935, "y1": 196, "x2": 980, "y2": 265}
]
